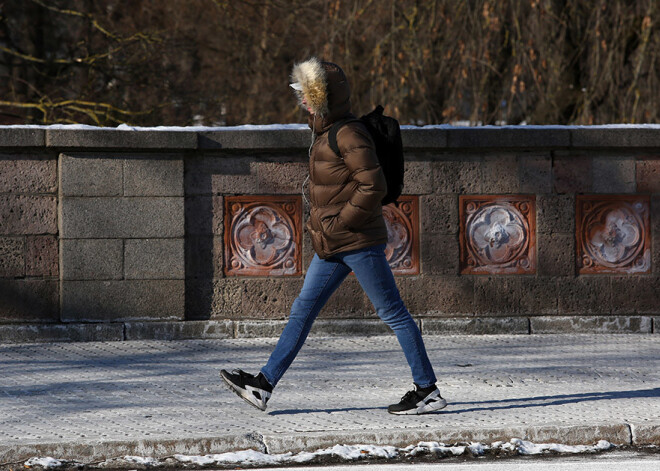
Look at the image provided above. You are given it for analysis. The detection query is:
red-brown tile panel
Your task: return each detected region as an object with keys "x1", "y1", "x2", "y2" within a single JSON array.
[
  {"x1": 224, "y1": 196, "x2": 302, "y2": 276},
  {"x1": 383, "y1": 196, "x2": 419, "y2": 275},
  {"x1": 460, "y1": 195, "x2": 537, "y2": 275},
  {"x1": 576, "y1": 195, "x2": 651, "y2": 274}
]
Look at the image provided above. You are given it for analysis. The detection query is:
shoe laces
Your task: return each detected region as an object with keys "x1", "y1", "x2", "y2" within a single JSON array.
[
  {"x1": 232, "y1": 369, "x2": 251, "y2": 379},
  {"x1": 400, "y1": 389, "x2": 419, "y2": 403}
]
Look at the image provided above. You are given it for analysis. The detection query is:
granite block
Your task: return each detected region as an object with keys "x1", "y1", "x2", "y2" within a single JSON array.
[
  {"x1": 255, "y1": 161, "x2": 309, "y2": 194},
  {"x1": 197, "y1": 129, "x2": 309, "y2": 150},
  {"x1": 557, "y1": 277, "x2": 612, "y2": 315},
  {"x1": 637, "y1": 158, "x2": 660, "y2": 193},
  {"x1": 482, "y1": 154, "x2": 519, "y2": 193},
  {"x1": 537, "y1": 233, "x2": 575, "y2": 277},
  {"x1": 124, "y1": 320, "x2": 234, "y2": 340},
  {"x1": 0, "y1": 128, "x2": 45, "y2": 148},
  {"x1": 185, "y1": 155, "x2": 258, "y2": 196},
  {"x1": 421, "y1": 195, "x2": 458, "y2": 235},
  {"x1": 519, "y1": 153, "x2": 552, "y2": 194},
  {"x1": 0, "y1": 323, "x2": 124, "y2": 343},
  {"x1": 420, "y1": 233, "x2": 459, "y2": 275},
  {"x1": 234, "y1": 319, "x2": 287, "y2": 338},
  {"x1": 60, "y1": 154, "x2": 122, "y2": 197},
  {"x1": 47, "y1": 129, "x2": 197, "y2": 149},
  {"x1": 0, "y1": 155, "x2": 56, "y2": 193},
  {"x1": 402, "y1": 160, "x2": 433, "y2": 195},
  {"x1": 187, "y1": 279, "x2": 244, "y2": 320},
  {"x1": 0, "y1": 280, "x2": 58, "y2": 322},
  {"x1": 447, "y1": 127, "x2": 570, "y2": 149},
  {"x1": 0, "y1": 195, "x2": 57, "y2": 235},
  {"x1": 124, "y1": 239, "x2": 185, "y2": 280},
  {"x1": 571, "y1": 127, "x2": 660, "y2": 148},
  {"x1": 421, "y1": 317, "x2": 529, "y2": 335},
  {"x1": 530, "y1": 316, "x2": 652, "y2": 333},
  {"x1": 518, "y1": 277, "x2": 559, "y2": 315},
  {"x1": 310, "y1": 319, "x2": 394, "y2": 336},
  {"x1": 0, "y1": 237, "x2": 24, "y2": 277},
  {"x1": 185, "y1": 236, "x2": 223, "y2": 280},
  {"x1": 25, "y1": 235, "x2": 58, "y2": 277},
  {"x1": 474, "y1": 276, "x2": 522, "y2": 315},
  {"x1": 185, "y1": 196, "x2": 223, "y2": 236},
  {"x1": 61, "y1": 280, "x2": 185, "y2": 321},
  {"x1": 611, "y1": 276, "x2": 660, "y2": 315},
  {"x1": 432, "y1": 158, "x2": 482, "y2": 194},
  {"x1": 60, "y1": 197, "x2": 184, "y2": 238},
  {"x1": 653, "y1": 196, "x2": 660, "y2": 275},
  {"x1": 239, "y1": 278, "x2": 305, "y2": 319},
  {"x1": 592, "y1": 157, "x2": 636, "y2": 193},
  {"x1": 123, "y1": 155, "x2": 184, "y2": 196},
  {"x1": 552, "y1": 153, "x2": 592, "y2": 194},
  {"x1": 398, "y1": 276, "x2": 474, "y2": 316},
  {"x1": 537, "y1": 194, "x2": 575, "y2": 234},
  {"x1": 60, "y1": 239, "x2": 123, "y2": 280},
  {"x1": 401, "y1": 128, "x2": 448, "y2": 149},
  {"x1": 318, "y1": 278, "x2": 372, "y2": 318}
]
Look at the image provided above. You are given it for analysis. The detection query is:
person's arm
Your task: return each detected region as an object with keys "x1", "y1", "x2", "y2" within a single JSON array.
[{"x1": 335, "y1": 123, "x2": 387, "y2": 230}]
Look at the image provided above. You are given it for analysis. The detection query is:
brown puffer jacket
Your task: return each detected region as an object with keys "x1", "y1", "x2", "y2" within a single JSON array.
[{"x1": 290, "y1": 58, "x2": 388, "y2": 259}]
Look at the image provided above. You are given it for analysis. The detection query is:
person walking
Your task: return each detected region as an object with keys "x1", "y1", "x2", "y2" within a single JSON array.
[{"x1": 221, "y1": 58, "x2": 446, "y2": 415}]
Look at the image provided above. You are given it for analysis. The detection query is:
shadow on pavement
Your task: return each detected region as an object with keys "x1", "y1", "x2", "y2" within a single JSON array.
[{"x1": 443, "y1": 387, "x2": 660, "y2": 414}]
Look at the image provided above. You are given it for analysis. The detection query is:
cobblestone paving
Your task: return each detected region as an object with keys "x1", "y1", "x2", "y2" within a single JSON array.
[{"x1": 1, "y1": 334, "x2": 659, "y2": 457}]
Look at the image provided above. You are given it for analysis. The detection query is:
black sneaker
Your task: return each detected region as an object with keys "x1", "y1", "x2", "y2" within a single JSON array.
[
  {"x1": 388, "y1": 384, "x2": 447, "y2": 415},
  {"x1": 220, "y1": 369, "x2": 273, "y2": 411}
]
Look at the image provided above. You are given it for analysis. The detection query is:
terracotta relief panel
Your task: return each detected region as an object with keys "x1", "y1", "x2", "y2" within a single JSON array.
[
  {"x1": 576, "y1": 195, "x2": 651, "y2": 274},
  {"x1": 224, "y1": 196, "x2": 302, "y2": 276},
  {"x1": 460, "y1": 195, "x2": 537, "y2": 275},
  {"x1": 383, "y1": 196, "x2": 419, "y2": 275}
]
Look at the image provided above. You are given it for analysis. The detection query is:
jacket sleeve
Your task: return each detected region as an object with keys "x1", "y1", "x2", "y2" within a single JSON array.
[{"x1": 335, "y1": 123, "x2": 387, "y2": 230}]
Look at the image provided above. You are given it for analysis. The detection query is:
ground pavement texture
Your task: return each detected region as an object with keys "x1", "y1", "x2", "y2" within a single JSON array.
[{"x1": 1, "y1": 334, "x2": 659, "y2": 464}]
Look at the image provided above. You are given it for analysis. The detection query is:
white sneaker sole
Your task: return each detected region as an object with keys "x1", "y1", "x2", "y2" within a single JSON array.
[
  {"x1": 389, "y1": 397, "x2": 448, "y2": 415},
  {"x1": 220, "y1": 371, "x2": 269, "y2": 411}
]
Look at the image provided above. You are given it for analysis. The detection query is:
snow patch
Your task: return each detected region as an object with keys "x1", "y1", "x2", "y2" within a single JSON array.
[
  {"x1": 173, "y1": 444, "x2": 398, "y2": 467},
  {"x1": 24, "y1": 457, "x2": 64, "y2": 469},
  {"x1": 403, "y1": 441, "x2": 467, "y2": 456},
  {"x1": 122, "y1": 455, "x2": 161, "y2": 466},
  {"x1": 508, "y1": 438, "x2": 614, "y2": 455},
  {"x1": 23, "y1": 439, "x2": 615, "y2": 468},
  {"x1": 3, "y1": 123, "x2": 660, "y2": 131}
]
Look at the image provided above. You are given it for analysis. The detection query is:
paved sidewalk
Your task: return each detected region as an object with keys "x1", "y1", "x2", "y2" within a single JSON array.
[{"x1": 1, "y1": 334, "x2": 659, "y2": 464}]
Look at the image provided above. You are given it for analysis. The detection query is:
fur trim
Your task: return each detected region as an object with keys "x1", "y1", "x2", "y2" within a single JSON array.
[{"x1": 291, "y1": 57, "x2": 328, "y2": 116}]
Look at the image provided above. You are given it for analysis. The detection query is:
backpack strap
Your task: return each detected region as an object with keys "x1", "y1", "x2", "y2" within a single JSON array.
[{"x1": 328, "y1": 118, "x2": 360, "y2": 159}]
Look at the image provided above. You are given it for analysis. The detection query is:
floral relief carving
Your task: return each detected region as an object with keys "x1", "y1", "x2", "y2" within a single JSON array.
[
  {"x1": 383, "y1": 196, "x2": 419, "y2": 275},
  {"x1": 460, "y1": 196, "x2": 536, "y2": 274},
  {"x1": 577, "y1": 195, "x2": 650, "y2": 274},
  {"x1": 224, "y1": 196, "x2": 302, "y2": 276}
]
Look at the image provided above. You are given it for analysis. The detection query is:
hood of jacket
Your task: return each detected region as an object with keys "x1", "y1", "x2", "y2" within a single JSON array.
[{"x1": 291, "y1": 58, "x2": 352, "y2": 133}]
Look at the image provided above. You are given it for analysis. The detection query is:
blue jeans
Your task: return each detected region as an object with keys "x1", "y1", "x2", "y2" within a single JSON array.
[{"x1": 261, "y1": 244, "x2": 437, "y2": 389}]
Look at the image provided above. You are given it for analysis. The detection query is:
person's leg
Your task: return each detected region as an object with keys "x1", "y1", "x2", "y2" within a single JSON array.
[
  {"x1": 342, "y1": 244, "x2": 437, "y2": 388},
  {"x1": 260, "y1": 253, "x2": 351, "y2": 387}
]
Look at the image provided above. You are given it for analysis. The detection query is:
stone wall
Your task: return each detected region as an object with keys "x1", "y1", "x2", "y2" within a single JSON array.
[{"x1": 0, "y1": 126, "x2": 659, "y2": 342}]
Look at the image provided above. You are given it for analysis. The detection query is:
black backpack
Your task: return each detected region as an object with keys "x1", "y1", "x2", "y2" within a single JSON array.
[{"x1": 328, "y1": 105, "x2": 404, "y2": 206}]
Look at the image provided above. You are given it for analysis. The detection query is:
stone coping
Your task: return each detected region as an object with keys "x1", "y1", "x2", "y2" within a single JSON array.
[
  {"x1": 1, "y1": 126, "x2": 660, "y2": 150},
  {"x1": 0, "y1": 316, "x2": 656, "y2": 343}
]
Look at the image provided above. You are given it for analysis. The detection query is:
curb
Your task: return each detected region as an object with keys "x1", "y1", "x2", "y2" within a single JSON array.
[
  {"x1": 2, "y1": 423, "x2": 658, "y2": 465},
  {"x1": 0, "y1": 316, "x2": 657, "y2": 344}
]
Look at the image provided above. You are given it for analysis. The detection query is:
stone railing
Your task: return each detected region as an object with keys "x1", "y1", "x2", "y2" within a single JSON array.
[{"x1": 1, "y1": 125, "x2": 659, "y2": 342}]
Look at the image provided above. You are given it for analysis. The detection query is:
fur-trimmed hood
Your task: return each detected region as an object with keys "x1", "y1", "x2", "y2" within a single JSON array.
[{"x1": 290, "y1": 58, "x2": 352, "y2": 133}]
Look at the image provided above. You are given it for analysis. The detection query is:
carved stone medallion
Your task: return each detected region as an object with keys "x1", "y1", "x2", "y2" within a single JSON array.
[
  {"x1": 576, "y1": 195, "x2": 650, "y2": 274},
  {"x1": 460, "y1": 195, "x2": 536, "y2": 274},
  {"x1": 383, "y1": 196, "x2": 419, "y2": 275},
  {"x1": 224, "y1": 196, "x2": 302, "y2": 276}
]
